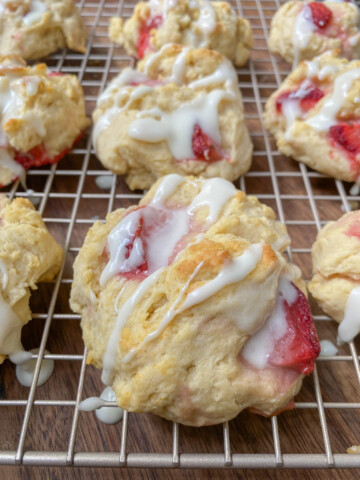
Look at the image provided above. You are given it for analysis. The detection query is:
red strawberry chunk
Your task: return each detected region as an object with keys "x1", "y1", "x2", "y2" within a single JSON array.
[
  {"x1": 329, "y1": 122, "x2": 360, "y2": 156},
  {"x1": 191, "y1": 124, "x2": 223, "y2": 163},
  {"x1": 14, "y1": 133, "x2": 82, "y2": 170},
  {"x1": 308, "y1": 2, "x2": 332, "y2": 29},
  {"x1": 276, "y1": 85, "x2": 324, "y2": 114},
  {"x1": 269, "y1": 284, "x2": 320, "y2": 375},
  {"x1": 345, "y1": 221, "x2": 360, "y2": 239},
  {"x1": 137, "y1": 15, "x2": 163, "y2": 59},
  {"x1": 299, "y1": 87, "x2": 324, "y2": 111},
  {"x1": 122, "y1": 212, "x2": 148, "y2": 279}
]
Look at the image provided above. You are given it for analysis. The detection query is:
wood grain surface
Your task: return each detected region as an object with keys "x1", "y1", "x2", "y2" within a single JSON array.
[{"x1": 1, "y1": 0, "x2": 360, "y2": 478}]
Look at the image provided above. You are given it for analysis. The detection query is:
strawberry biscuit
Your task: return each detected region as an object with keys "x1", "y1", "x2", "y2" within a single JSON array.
[
  {"x1": 92, "y1": 44, "x2": 252, "y2": 191},
  {"x1": 269, "y1": 0, "x2": 360, "y2": 67},
  {"x1": 0, "y1": 194, "x2": 62, "y2": 363},
  {"x1": 109, "y1": 0, "x2": 253, "y2": 66},
  {"x1": 71, "y1": 174, "x2": 320, "y2": 426},
  {"x1": 0, "y1": 55, "x2": 89, "y2": 188},
  {"x1": 264, "y1": 51, "x2": 360, "y2": 183},
  {"x1": 0, "y1": 0, "x2": 87, "y2": 60},
  {"x1": 309, "y1": 210, "x2": 360, "y2": 343}
]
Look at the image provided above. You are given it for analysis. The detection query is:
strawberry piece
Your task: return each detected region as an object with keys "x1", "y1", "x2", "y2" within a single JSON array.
[
  {"x1": 48, "y1": 72, "x2": 64, "y2": 77},
  {"x1": 275, "y1": 91, "x2": 291, "y2": 113},
  {"x1": 345, "y1": 221, "x2": 360, "y2": 239},
  {"x1": 137, "y1": 15, "x2": 163, "y2": 59},
  {"x1": 269, "y1": 284, "x2": 320, "y2": 375},
  {"x1": 14, "y1": 133, "x2": 83, "y2": 169},
  {"x1": 308, "y1": 2, "x2": 332, "y2": 29},
  {"x1": 329, "y1": 122, "x2": 360, "y2": 156},
  {"x1": 191, "y1": 124, "x2": 223, "y2": 163},
  {"x1": 299, "y1": 87, "x2": 324, "y2": 111},
  {"x1": 275, "y1": 86, "x2": 324, "y2": 114},
  {"x1": 122, "y1": 212, "x2": 148, "y2": 279}
]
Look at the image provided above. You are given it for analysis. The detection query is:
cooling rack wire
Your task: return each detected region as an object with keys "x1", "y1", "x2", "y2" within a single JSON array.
[{"x1": 1, "y1": 0, "x2": 360, "y2": 471}]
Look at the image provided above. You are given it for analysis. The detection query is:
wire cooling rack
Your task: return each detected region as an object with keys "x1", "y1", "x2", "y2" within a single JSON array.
[{"x1": 1, "y1": 0, "x2": 360, "y2": 471}]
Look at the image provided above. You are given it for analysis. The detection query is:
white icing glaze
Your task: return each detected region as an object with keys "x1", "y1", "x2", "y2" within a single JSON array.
[
  {"x1": 23, "y1": 0, "x2": 47, "y2": 26},
  {"x1": 0, "y1": 290, "x2": 23, "y2": 356},
  {"x1": 188, "y1": 0, "x2": 217, "y2": 47},
  {"x1": 95, "y1": 174, "x2": 114, "y2": 190},
  {"x1": 25, "y1": 188, "x2": 41, "y2": 207},
  {"x1": 337, "y1": 286, "x2": 360, "y2": 343},
  {"x1": 101, "y1": 175, "x2": 239, "y2": 381},
  {"x1": 292, "y1": 4, "x2": 316, "y2": 69},
  {"x1": 15, "y1": 348, "x2": 54, "y2": 387},
  {"x1": 350, "y1": 177, "x2": 360, "y2": 196},
  {"x1": 102, "y1": 268, "x2": 164, "y2": 385},
  {"x1": 187, "y1": 177, "x2": 236, "y2": 223},
  {"x1": 123, "y1": 244, "x2": 263, "y2": 362},
  {"x1": 96, "y1": 387, "x2": 124, "y2": 424},
  {"x1": 79, "y1": 387, "x2": 124, "y2": 424},
  {"x1": 129, "y1": 89, "x2": 234, "y2": 159},
  {"x1": 9, "y1": 350, "x2": 32, "y2": 364},
  {"x1": 79, "y1": 396, "x2": 104, "y2": 411},
  {"x1": 242, "y1": 277, "x2": 298, "y2": 369},
  {"x1": 149, "y1": 0, "x2": 178, "y2": 18},
  {"x1": 280, "y1": 80, "x2": 314, "y2": 138},
  {"x1": 0, "y1": 259, "x2": 25, "y2": 357},
  {"x1": 93, "y1": 47, "x2": 237, "y2": 153},
  {"x1": 306, "y1": 67, "x2": 360, "y2": 131},
  {"x1": 0, "y1": 148, "x2": 25, "y2": 184},
  {"x1": 24, "y1": 76, "x2": 41, "y2": 96},
  {"x1": 144, "y1": 44, "x2": 190, "y2": 86},
  {"x1": 100, "y1": 175, "x2": 236, "y2": 286},
  {"x1": 0, "y1": 67, "x2": 46, "y2": 181},
  {"x1": 188, "y1": 60, "x2": 238, "y2": 91},
  {"x1": 349, "y1": 33, "x2": 360, "y2": 47},
  {"x1": 92, "y1": 84, "x2": 153, "y2": 152},
  {"x1": 319, "y1": 339, "x2": 338, "y2": 356},
  {"x1": 0, "y1": 258, "x2": 8, "y2": 289}
]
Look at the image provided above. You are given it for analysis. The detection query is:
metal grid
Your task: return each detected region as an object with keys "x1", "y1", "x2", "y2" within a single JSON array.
[{"x1": 1, "y1": 0, "x2": 360, "y2": 470}]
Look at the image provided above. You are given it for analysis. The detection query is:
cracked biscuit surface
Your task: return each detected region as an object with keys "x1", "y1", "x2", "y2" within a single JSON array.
[
  {"x1": 0, "y1": 55, "x2": 90, "y2": 188},
  {"x1": 109, "y1": 0, "x2": 253, "y2": 66},
  {"x1": 309, "y1": 210, "x2": 360, "y2": 328},
  {"x1": 264, "y1": 51, "x2": 360, "y2": 183},
  {"x1": 93, "y1": 44, "x2": 253, "y2": 191},
  {"x1": 0, "y1": 195, "x2": 63, "y2": 363},
  {"x1": 70, "y1": 174, "x2": 320, "y2": 426},
  {"x1": 0, "y1": 0, "x2": 87, "y2": 60},
  {"x1": 269, "y1": 1, "x2": 360, "y2": 66}
]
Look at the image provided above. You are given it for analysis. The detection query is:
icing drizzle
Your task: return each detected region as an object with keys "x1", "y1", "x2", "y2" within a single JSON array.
[
  {"x1": 100, "y1": 174, "x2": 256, "y2": 385},
  {"x1": 92, "y1": 45, "x2": 238, "y2": 160}
]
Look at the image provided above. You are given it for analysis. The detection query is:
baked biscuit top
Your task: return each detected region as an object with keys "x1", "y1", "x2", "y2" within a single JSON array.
[
  {"x1": 309, "y1": 210, "x2": 360, "y2": 343},
  {"x1": 92, "y1": 44, "x2": 253, "y2": 190},
  {"x1": 71, "y1": 175, "x2": 320, "y2": 426},
  {"x1": 0, "y1": 194, "x2": 63, "y2": 362},
  {"x1": 0, "y1": 55, "x2": 89, "y2": 188},
  {"x1": 269, "y1": 0, "x2": 360, "y2": 66},
  {"x1": 0, "y1": 0, "x2": 87, "y2": 59},
  {"x1": 109, "y1": 0, "x2": 253, "y2": 66},
  {"x1": 264, "y1": 51, "x2": 360, "y2": 182}
]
